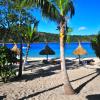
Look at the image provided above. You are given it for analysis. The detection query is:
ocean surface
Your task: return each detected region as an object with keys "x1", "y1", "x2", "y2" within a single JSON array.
[{"x1": 1, "y1": 42, "x2": 96, "y2": 58}]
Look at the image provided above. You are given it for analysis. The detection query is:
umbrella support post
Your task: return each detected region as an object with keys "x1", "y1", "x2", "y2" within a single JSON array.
[{"x1": 79, "y1": 55, "x2": 81, "y2": 65}]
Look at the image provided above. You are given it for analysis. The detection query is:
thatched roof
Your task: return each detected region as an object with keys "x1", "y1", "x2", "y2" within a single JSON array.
[
  {"x1": 73, "y1": 42, "x2": 87, "y2": 55},
  {"x1": 39, "y1": 44, "x2": 55, "y2": 55},
  {"x1": 11, "y1": 44, "x2": 20, "y2": 55}
]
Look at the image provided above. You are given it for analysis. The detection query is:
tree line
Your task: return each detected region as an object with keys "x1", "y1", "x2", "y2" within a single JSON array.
[
  {"x1": 0, "y1": 29, "x2": 97, "y2": 43},
  {"x1": 34, "y1": 32, "x2": 97, "y2": 42}
]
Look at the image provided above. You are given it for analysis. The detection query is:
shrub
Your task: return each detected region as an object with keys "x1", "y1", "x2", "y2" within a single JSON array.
[
  {"x1": 0, "y1": 46, "x2": 17, "y2": 82},
  {"x1": 91, "y1": 32, "x2": 100, "y2": 59}
]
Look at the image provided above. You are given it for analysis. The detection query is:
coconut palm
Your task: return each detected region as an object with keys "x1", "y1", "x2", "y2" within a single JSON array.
[
  {"x1": 33, "y1": 0, "x2": 75, "y2": 94},
  {"x1": 22, "y1": 19, "x2": 39, "y2": 70},
  {"x1": 11, "y1": 0, "x2": 32, "y2": 77}
]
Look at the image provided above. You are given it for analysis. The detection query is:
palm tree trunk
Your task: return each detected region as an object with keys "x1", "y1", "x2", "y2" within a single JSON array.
[
  {"x1": 79, "y1": 55, "x2": 81, "y2": 64},
  {"x1": 18, "y1": 11, "x2": 23, "y2": 77},
  {"x1": 25, "y1": 43, "x2": 30, "y2": 62},
  {"x1": 60, "y1": 23, "x2": 75, "y2": 95},
  {"x1": 18, "y1": 39, "x2": 23, "y2": 77},
  {"x1": 22, "y1": 43, "x2": 30, "y2": 70}
]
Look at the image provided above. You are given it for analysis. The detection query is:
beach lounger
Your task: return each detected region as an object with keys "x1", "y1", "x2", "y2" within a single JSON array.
[{"x1": 83, "y1": 59, "x2": 95, "y2": 65}]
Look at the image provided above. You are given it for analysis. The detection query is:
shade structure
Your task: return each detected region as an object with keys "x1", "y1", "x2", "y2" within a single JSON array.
[
  {"x1": 11, "y1": 44, "x2": 20, "y2": 55},
  {"x1": 73, "y1": 42, "x2": 87, "y2": 64},
  {"x1": 39, "y1": 44, "x2": 55, "y2": 60}
]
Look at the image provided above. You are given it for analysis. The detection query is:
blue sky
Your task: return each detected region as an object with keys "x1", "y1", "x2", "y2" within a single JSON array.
[{"x1": 33, "y1": 0, "x2": 100, "y2": 35}]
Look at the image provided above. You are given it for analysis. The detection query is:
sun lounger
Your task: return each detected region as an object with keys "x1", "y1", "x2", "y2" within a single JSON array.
[{"x1": 83, "y1": 59, "x2": 95, "y2": 65}]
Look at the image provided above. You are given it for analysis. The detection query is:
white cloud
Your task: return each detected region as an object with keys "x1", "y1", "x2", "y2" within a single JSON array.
[{"x1": 78, "y1": 26, "x2": 87, "y2": 31}]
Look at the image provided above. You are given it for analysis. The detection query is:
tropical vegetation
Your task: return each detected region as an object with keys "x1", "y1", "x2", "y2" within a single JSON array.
[
  {"x1": 0, "y1": 0, "x2": 39, "y2": 77},
  {"x1": 0, "y1": 46, "x2": 17, "y2": 82},
  {"x1": 0, "y1": 0, "x2": 76, "y2": 95},
  {"x1": 91, "y1": 31, "x2": 100, "y2": 59}
]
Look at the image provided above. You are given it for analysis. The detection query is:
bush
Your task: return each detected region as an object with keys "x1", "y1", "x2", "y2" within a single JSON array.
[
  {"x1": 0, "y1": 46, "x2": 17, "y2": 82},
  {"x1": 91, "y1": 32, "x2": 100, "y2": 59}
]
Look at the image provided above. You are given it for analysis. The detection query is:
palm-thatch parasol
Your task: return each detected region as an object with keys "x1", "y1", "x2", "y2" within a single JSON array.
[
  {"x1": 73, "y1": 42, "x2": 87, "y2": 64},
  {"x1": 39, "y1": 44, "x2": 55, "y2": 61},
  {"x1": 11, "y1": 44, "x2": 20, "y2": 55}
]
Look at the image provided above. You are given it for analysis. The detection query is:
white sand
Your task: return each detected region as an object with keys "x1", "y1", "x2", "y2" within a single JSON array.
[{"x1": 0, "y1": 57, "x2": 100, "y2": 100}]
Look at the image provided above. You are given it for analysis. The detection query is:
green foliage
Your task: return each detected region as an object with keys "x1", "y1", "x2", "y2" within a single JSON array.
[
  {"x1": 65, "y1": 27, "x2": 73, "y2": 43},
  {"x1": 32, "y1": 32, "x2": 96, "y2": 42},
  {"x1": 0, "y1": 46, "x2": 17, "y2": 82},
  {"x1": 0, "y1": 0, "x2": 38, "y2": 44},
  {"x1": 91, "y1": 32, "x2": 100, "y2": 59},
  {"x1": 23, "y1": 19, "x2": 39, "y2": 44}
]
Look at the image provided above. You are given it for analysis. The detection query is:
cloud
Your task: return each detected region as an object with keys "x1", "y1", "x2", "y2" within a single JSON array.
[{"x1": 78, "y1": 26, "x2": 87, "y2": 31}]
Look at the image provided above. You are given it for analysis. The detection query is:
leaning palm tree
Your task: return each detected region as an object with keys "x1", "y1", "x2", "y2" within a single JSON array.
[
  {"x1": 33, "y1": 0, "x2": 75, "y2": 94},
  {"x1": 22, "y1": 19, "x2": 39, "y2": 70}
]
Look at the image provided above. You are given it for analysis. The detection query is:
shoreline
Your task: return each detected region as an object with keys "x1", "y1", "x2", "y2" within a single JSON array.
[
  {"x1": 24, "y1": 57, "x2": 99, "y2": 61},
  {"x1": 0, "y1": 41, "x2": 91, "y2": 44}
]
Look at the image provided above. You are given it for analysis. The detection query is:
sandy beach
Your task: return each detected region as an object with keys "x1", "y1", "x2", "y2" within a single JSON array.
[{"x1": 0, "y1": 57, "x2": 100, "y2": 100}]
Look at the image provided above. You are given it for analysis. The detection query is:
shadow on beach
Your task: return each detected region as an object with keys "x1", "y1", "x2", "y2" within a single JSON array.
[
  {"x1": 19, "y1": 84, "x2": 63, "y2": 100},
  {"x1": 10, "y1": 58, "x2": 80, "y2": 82},
  {"x1": 0, "y1": 95, "x2": 6, "y2": 100},
  {"x1": 10, "y1": 58, "x2": 92, "y2": 83},
  {"x1": 74, "y1": 68, "x2": 100, "y2": 94},
  {"x1": 10, "y1": 64, "x2": 61, "y2": 82},
  {"x1": 17, "y1": 69, "x2": 100, "y2": 99},
  {"x1": 86, "y1": 94, "x2": 100, "y2": 100}
]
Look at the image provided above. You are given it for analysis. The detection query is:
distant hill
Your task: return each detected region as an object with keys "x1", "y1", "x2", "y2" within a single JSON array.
[
  {"x1": 34, "y1": 32, "x2": 97, "y2": 42},
  {"x1": 0, "y1": 30, "x2": 97, "y2": 43}
]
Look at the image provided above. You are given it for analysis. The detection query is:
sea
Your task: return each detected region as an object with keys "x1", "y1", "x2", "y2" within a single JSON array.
[{"x1": 0, "y1": 42, "x2": 96, "y2": 58}]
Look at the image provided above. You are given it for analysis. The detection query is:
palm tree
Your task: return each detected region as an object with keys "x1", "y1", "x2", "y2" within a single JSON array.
[
  {"x1": 0, "y1": 0, "x2": 39, "y2": 76},
  {"x1": 33, "y1": 0, "x2": 75, "y2": 94},
  {"x1": 22, "y1": 19, "x2": 39, "y2": 70},
  {"x1": 11, "y1": 0, "x2": 32, "y2": 77},
  {"x1": 0, "y1": 0, "x2": 17, "y2": 45}
]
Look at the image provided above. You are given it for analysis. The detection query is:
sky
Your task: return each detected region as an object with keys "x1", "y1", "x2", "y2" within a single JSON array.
[{"x1": 33, "y1": 0, "x2": 100, "y2": 35}]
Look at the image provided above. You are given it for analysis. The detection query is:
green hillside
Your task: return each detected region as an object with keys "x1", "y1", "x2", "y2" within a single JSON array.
[{"x1": 34, "y1": 32, "x2": 97, "y2": 42}]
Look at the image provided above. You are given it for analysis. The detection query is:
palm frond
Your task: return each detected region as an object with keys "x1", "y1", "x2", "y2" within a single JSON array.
[
  {"x1": 68, "y1": 0, "x2": 75, "y2": 18},
  {"x1": 34, "y1": 0, "x2": 60, "y2": 23},
  {"x1": 42, "y1": 1, "x2": 60, "y2": 22}
]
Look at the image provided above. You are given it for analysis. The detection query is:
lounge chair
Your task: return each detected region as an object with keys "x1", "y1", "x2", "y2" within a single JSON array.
[
  {"x1": 83, "y1": 59, "x2": 95, "y2": 65},
  {"x1": 42, "y1": 60, "x2": 50, "y2": 64}
]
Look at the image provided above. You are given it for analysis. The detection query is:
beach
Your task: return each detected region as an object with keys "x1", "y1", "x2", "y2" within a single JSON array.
[
  {"x1": 0, "y1": 0, "x2": 100, "y2": 99},
  {"x1": 0, "y1": 57, "x2": 100, "y2": 100}
]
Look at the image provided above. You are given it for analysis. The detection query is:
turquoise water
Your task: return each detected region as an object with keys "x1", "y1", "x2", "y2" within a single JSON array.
[{"x1": 1, "y1": 42, "x2": 96, "y2": 58}]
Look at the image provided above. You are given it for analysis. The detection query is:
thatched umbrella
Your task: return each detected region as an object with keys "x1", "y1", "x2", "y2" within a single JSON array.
[
  {"x1": 39, "y1": 44, "x2": 55, "y2": 61},
  {"x1": 73, "y1": 42, "x2": 87, "y2": 64},
  {"x1": 11, "y1": 44, "x2": 20, "y2": 55}
]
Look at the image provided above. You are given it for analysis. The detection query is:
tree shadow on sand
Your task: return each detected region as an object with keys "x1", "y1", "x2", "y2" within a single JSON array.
[
  {"x1": 0, "y1": 95, "x2": 6, "y2": 100},
  {"x1": 19, "y1": 84, "x2": 63, "y2": 100},
  {"x1": 11, "y1": 64, "x2": 61, "y2": 82},
  {"x1": 70, "y1": 71, "x2": 96, "y2": 82},
  {"x1": 75, "y1": 68, "x2": 100, "y2": 94},
  {"x1": 11, "y1": 60, "x2": 76, "y2": 82},
  {"x1": 86, "y1": 94, "x2": 100, "y2": 100}
]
